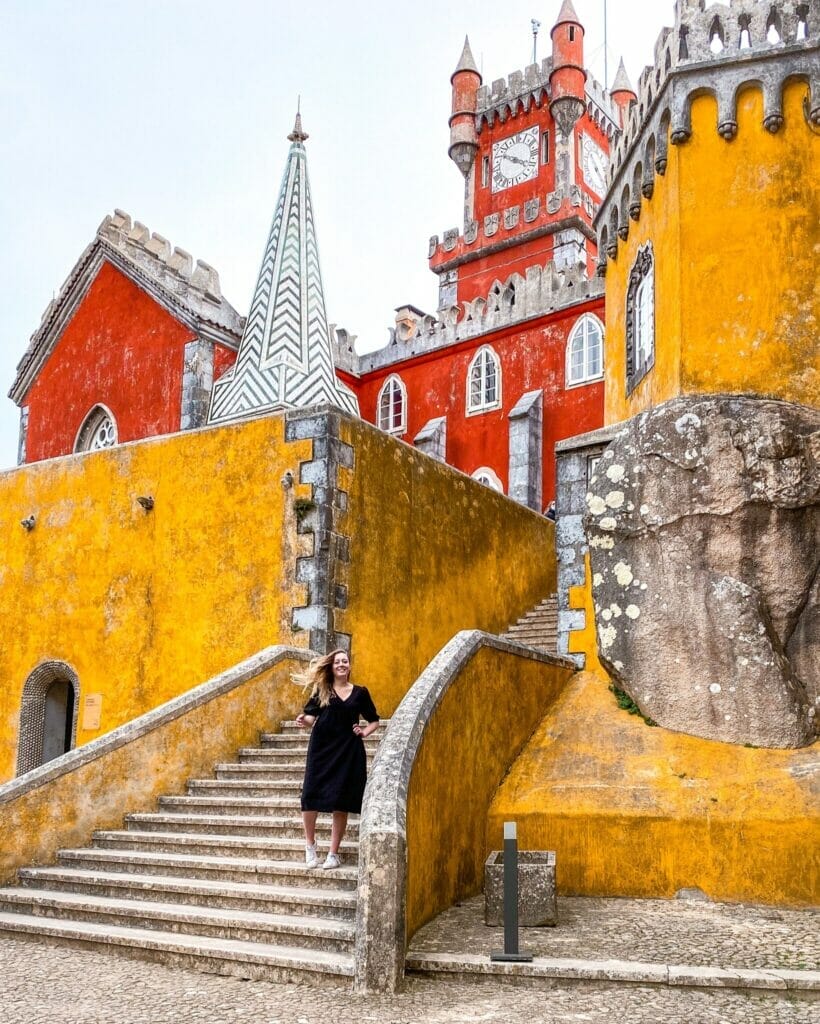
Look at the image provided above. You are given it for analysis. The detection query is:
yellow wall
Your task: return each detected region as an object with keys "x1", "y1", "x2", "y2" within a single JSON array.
[
  {"x1": 489, "y1": 669, "x2": 819, "y2": 907},
  {"x1": 605, "y1": 81, "x2": 820, "y2": 425},
  {"x1": 405, "y1": 646, "x2": 573, "y2": 937},
  {"x1": 0, "y1": 415, "x2": 311, "y2": 780},
  {"x1": 0, "y1": 652, "x2": 307, "y2": 885},
  {"x1": 339, "y1": 418, "x2": 556, "y2": 716}
]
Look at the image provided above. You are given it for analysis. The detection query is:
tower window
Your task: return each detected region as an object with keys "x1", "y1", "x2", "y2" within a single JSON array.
[
  {"x1": 625, "y1": 243, "x2": 655, "y2": 395},
  {"x1": 566, "y1": 315, "x2": 604, "y2": 386},
  {"x1": 540, "y1": 131, "x2": 550, "y2": 164},
  {"x1": 74, "y1": 404, "x2": 118, "y2": 453},
  {"x1": 569, "y1": 26, "x2": 576, "y2": 42},
  {"x1": 377, "y1": 374, "x2": 407, "y2": 434},
  {"x1": 467, "y1": 346, "x2": 502, "y2": 414},
  {"x1": 482, "y1": 155, "x2": 490, "y2": 187}
]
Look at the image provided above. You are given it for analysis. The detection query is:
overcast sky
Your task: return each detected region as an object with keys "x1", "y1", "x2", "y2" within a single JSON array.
[{"x1": 0, "y1": 0, "x2": 672, "y2": 470}]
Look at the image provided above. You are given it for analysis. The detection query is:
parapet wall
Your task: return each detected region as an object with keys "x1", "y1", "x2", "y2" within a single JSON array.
[{"x1": 596, "y1": 0, "x2": 819, "y2": 271}]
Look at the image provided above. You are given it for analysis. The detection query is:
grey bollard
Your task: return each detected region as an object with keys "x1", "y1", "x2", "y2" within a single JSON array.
[{"x1": 490, "y1": 821, "x2": 533, "y2": 962}]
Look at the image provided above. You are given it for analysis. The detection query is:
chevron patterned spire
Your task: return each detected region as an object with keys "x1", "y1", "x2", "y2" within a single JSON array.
[{"x1": 208, "y1": 114, "x2": 359, "y2": 424}]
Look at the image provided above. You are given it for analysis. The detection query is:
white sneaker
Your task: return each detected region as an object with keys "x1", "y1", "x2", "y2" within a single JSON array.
[
  {"x1": 322, "y1": 852, "x2": 341, "y2": 870},
  {"x1": 305, "y1": 843, "x2": 319, "y2": 869}
]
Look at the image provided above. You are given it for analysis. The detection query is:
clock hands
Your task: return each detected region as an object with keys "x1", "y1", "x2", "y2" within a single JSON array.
[{"x1": 501, "y1": 152, "x2": 531, "y2": 168}]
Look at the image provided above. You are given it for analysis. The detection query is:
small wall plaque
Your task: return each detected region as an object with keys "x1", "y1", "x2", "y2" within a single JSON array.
[{"x1": 82, "y1": 693, "x2": 102, "y2": 731}]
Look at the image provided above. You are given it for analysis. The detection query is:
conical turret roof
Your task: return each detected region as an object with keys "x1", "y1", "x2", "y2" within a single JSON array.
[
  {"x1": 453, "y1": 35, "x2": 480, "y2": 77},
  {"x1": 554, "y1": 0, "x2": 581, "y2": 27},
  {"x1": 611, "y1": 57, "x2": 635, "y2": 94},
  {"x1": 208, "y1": 115, "x2": 358, "y2": 424}
]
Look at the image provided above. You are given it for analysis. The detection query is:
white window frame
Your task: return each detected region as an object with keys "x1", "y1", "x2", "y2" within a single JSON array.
[
  {"x1": 626, "y1": 242, "x2": 655, "y2": 395},
  {"x1": 466, "y1": 345, "x2": 502, "y2": 415},
  {"x1": 74, "y1": 404, "x2": 118, "y2": 453},
  {"x1": 377, "y1": 374, "x2": 407, "y2": 435},
  {"x1": 472, "y1": 467, "x2": 504, "y2": 493},
  {"x1": 565, "y1": 314, "x2": 605, "y2": 388}
]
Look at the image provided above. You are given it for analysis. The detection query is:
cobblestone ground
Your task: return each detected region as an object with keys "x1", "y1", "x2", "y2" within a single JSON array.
[
  {"x1": 409, "y1": 895, "x2": 820, "y2": 971},
  {"x1": 0, "y1": 937, "x2": 816, "y2": 1024}
]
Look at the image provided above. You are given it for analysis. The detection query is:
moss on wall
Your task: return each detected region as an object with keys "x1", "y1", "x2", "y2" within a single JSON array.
[
  {"x1": 0, "y1": 414, "x2": 311, "y2": 780},
  {"x1": 405, "y1": 647, "x2": 572, "y2": 937},
  {"x1": 339, "y1": 419, "x2": 556, "y2": 716},
  {"x1": 489, "y1": 670, "x2": 819, "y2": 907},
  {"x1": 605, "y1": 81, "x2": 819, "y2": 425}
]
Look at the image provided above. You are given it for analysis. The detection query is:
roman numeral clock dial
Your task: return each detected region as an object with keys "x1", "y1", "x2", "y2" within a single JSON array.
[{"x1": 491, "y1": 127, "x2": 539, "y2": 193}]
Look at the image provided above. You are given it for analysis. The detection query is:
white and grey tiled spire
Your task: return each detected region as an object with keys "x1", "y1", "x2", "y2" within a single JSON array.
[{"x1": 208, "y1": 114, "x2": 358, "y2": 424}]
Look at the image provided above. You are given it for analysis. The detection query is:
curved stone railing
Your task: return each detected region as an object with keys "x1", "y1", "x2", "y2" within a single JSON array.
[
  {"x1": 353, "y1": 631, "x2": 575, "y2": 993},
  {"x1": 0, "y1": 645, "x2": 313, "y2": 884}
]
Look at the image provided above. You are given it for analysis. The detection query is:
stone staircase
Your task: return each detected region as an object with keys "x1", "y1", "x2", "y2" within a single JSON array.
[
  {"x1": 502, "y1": 594, "x2": 558, "y2": 653},
  {"x1": 0, "y1": 720, "x2": 385, "y2": 985}
]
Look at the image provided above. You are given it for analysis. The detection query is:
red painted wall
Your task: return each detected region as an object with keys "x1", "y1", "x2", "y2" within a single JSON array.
[
  {"x1": 351, "y1": 298, "x2": 605, "y2": 506},
  {"x1": 23, "y1": 262, "x2": 197, "y2": 463}
]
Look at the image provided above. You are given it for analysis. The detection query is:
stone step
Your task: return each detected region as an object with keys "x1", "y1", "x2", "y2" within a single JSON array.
[
  {"x1": 127, "y1": 812, "x2": 359, "y2": 840},
  {"x1": 258, "y1": 734, "x2": 381, "y2": 751},
  {"x1": 17, "y1": 867, "x2": 357, "y2": 920},
  {"x1": 278, "y1": 720, "x2": 390, "y2": 733},
  {"x1": 158, "y1": 795, "x2": 310, "y2": 816},
  {"x1": 92, "y1": 830, "x2": 359, "y2": 863},
  {"x1": 0, "y1": 912, "x2": 353, "y2": 985},
  {"x1": 213, "y1": 764, "x2": 307, "y2": 782},
  {"x1": 186, "y1": 779, "x2": 304, "y2": 798},
  {"x1": 0, "y1": 889, "x2": 355, "y2": 953},
  {"x1": 236, "y1": 750, "x2": 374, "y2": 767},
  {"x1": 57, "y1": 849, "x2": 358, "y2": 890}
]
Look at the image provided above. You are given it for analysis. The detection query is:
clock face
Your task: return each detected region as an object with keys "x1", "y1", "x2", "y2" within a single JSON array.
[
  {"x1": 491, "y1": 127, "x2": 539, "y2": 193},
  {"x1": 580, "y1": 134, "x2": 608, "y2": 196}
]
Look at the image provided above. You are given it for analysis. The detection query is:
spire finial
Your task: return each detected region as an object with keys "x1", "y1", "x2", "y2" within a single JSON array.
[
  {"x1": 453, "y1": 35, "x2": 480, "y2": 76},
  {"x1": 288, "y1": 100, "x2": 309, "y2": 143},
  {"x1": 611, "y1": 57, "x2": 634, "y2": 94}
]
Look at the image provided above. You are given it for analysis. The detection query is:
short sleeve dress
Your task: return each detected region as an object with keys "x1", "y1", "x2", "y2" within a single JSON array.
[{"x1": 300, "y1": 685, "x2": 380, "y2": 814}]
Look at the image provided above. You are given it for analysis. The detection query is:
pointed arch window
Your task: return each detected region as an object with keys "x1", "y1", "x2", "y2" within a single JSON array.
[
  {"x1": 377, "y1": 375, "x2": 407, "y2": 435},
  {"x1": 566, "y1": 315, "x2": 604, "y2": 387},
  {"x1": 74, "y1": 405, "x2": 118, "y2": 453},
  {"x1": 467, "y1": 346, "x2": 502, "y2": 414},
  {"x1": 626, "y1": 243, "x2": 655, "y2": 394}
]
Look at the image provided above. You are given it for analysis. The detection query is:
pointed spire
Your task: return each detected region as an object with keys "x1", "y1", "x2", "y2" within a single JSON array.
[
  {"x1": 453, "y1": 35, "x2": 479, "y2": 76},
  {"x1": 554, "y1": 0, "x2": 581, "y2": 27},
  {"x1": 611, "y1": 58, "x2": 634, "y2": 94},
  {"x1": 288, "y1": 102, "x2": 309, "y2": 144},
  {"x1": 208, "y1": 121, "x2": 358, "y2": 425}
]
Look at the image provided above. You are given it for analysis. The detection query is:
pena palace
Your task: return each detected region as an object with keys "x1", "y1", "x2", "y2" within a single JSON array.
[{"x1": 10, "y1": 0, "x2": 629, "y2": 511}]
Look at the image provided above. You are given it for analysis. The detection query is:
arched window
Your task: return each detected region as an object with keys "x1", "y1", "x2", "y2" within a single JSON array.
[
  {"x1": 377, "y1": 375, "x2": 407, "y2": 434},
  {"x1": 74, "y1": 404, "x2": 118, "y2": 452},
  {"x1": 566, "y1": 315, "x2": 604, "y2": 386},
  {"x1": 16, "y1": 661, "x2": 80, "y2": 776},
  {"x1": 626, "y1": 243, "x2": 655, "y2": 394},
  {"x1": 472, "y1": 467, "x2": 504, "y2": 493},
  {"x1": 467, "y1": 346, "x2": 502, "y2": 414}
]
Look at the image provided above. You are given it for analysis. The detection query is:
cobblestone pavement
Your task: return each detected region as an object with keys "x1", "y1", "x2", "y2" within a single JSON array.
[
  {"x1": 409, "y1": 895, "x2": 820, "y2": 972},
  {"x1": 0, "y1": 936, "x2": 816, "y2": 1024}
]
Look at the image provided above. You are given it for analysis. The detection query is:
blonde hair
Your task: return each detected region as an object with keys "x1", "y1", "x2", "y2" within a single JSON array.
[{"x1": 294, "y1": 648, "x2": 350, "y2": 708}]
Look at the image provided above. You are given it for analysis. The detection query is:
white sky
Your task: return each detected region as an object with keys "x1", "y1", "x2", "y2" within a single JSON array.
[{"x1": 0, "y1": 0, "x2": 672, "y2": 469}]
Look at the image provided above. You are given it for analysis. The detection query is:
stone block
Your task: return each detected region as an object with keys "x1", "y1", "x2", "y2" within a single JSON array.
[{"x1": 484, "y1": 850, "x2": 556, "y2": 927}]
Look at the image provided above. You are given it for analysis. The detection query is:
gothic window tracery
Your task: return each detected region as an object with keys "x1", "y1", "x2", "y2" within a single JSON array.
[
  {"x1": 626, "y1": 243, "x2": 655, "y2": 394},
  {"x1": 467, "y1": 346, "x2": 502, "y2": 414},
  {"x1": 377, "y1": 375, "x2": 407, "y2": 434},
  {"x1": 74, "y1": 405, "x2": 118, "y2": 453},
  {"x1": 566, "y1": 314, "x2": 604, "y2": 386}
]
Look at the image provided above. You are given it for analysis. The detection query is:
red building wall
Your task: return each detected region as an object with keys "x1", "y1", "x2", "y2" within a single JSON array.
[
  {"x1": 352, "y1": 298, "x2": 604, "y2": 506},
  {"x1": 22, "y1": 262, "x2": 236, "y2": 463}
]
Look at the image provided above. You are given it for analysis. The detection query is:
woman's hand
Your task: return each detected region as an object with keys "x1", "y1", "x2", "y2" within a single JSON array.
[
  {"x1": 352, "y1": 723, "x2": 364, "y2": 737},
  {"x1": 296, "y1": 713, "x2": 307, "y2": 728},
  {"x1": 353, "y1": 721, "x2": 378, "y2": 738}
]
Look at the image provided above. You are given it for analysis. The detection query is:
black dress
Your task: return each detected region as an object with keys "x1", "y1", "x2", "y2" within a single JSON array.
[{"x1": 300, "y1": 685, "x2": 380, "y2": 814}]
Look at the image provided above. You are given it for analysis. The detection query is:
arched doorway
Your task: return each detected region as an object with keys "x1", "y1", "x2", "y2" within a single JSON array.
[{"x1": 16, "y1": 661, "x2": 80, "y2": 776}]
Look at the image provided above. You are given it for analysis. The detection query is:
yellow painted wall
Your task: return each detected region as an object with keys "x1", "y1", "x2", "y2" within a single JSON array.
[
  {"x1": 405, "y1": 646, "x2": 573, "y2": 938},
  {"x1": 489, "y1": 669, "x2": 819, "y2": 907},
  {"x1": 0, "y1": 652, "x2": 307, "y2": 885},
  {"x1": 338, "y1": 418, "x2": 556, "y2": 716},
  {"x1": 0, "y1": 415, "x2": 311, "y2": 781},
  {"x1": 605, "y1": 81, "x2": 820, "y2": 425}
]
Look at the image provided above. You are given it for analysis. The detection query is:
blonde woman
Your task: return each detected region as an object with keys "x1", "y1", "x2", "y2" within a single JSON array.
[{"x1": 295, "y1": 649, "x2": 380, "y2": 869}]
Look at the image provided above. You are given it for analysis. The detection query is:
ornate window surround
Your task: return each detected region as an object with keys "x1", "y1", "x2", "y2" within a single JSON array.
[
  {"x1": 377, "y1": 374, "x2": 407, "y2": 435},
  {"x1": 74, "y1": 404, "x2": 118, "y2": 453},
  {"x1": 466, "y1": 345, "x2": 502, "y2": 416},
  {"x1": 472, "y1": 466, "x2": 504, "y2": 492},
  {"x1": 625, "y1": 242, "x2": 655, "y2": 395},
  {"x1": 566, "y1": 313, "x2": 605, "y2": 388}
]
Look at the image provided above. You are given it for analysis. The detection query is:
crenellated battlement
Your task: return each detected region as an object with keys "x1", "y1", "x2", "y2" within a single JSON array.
[
  {"x1": 333, "y1": 262, "x2": 604, "y2": 377},
  {"x1": 596, "y1": 0, "x2": 819, "y2": 271}
]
